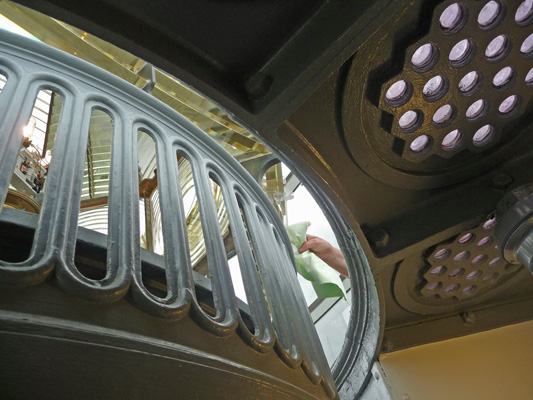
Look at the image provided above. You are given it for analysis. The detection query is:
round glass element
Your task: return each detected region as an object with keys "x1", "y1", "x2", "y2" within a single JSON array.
[
  {"x1": 489, "y1": 257, "x2": 501, "y2": 267},
  {"x1": 483, "y1": 272, "x2": 498, "y2": 282},
  {"x1": 435, "y1": 248, "x2": 451, "y2": 259},
  {"x1": 478, "y1": 1, "x2": 501, "y2": 27},
  {"x1": 458, "y1": 233, "x2": 473, "y2": 244},
  {"x1": 399, "y1": 110, "x2": 419, "y2": 130},
  {"x1": 467, "y1": 270, "x2": 483, "y2": 280},
  {"x1": 472, "y1": 254, "x2": 488, "y2": 265},
  {"x1": 433, "y1": 104, "x2": 453, "y2": 124},
  {"x1": 412, "y1": 44, "x2": 435, "y2": 68},
  {"x1": 459, "y1": 71, "x2": 480, "y2": 92},
  {"x1": 477, "y1": 236, "x2": 493, "y2": 247},
  {"x1": 386, "y1": 80, "x2": 409, "y2": 103},
  {"x1": 485, "y1": 35, "x2": 507, "y2": 58},
  {"x1": 521, "y1": 33, "x2": 533, "y2": 54},
  {"x1": 445, "y1": 284, "x2": 460, "y2": 293},
  {"x1": 466, "y1": 99, "x2": 487, "y2": 119},
  {"x1": 499, "y1": 95, "x2": 519, "y2": 114},
  {"x1": 492, "y1": 66, "x2": 513, "y2": 87},
  {"x1": 454, "y1": 250, "x2": 470, "y2": 262},
  {"x1": 426, "y1": 282, "x2": 442, "y2": 291},
  {"x1": 462, "y1": 285, "x2": 477, "y2": 294},
  {"x1": 483, "y1": 217, "x2": 497, "y2": 230},
  {"x1": 449, "y1": 39, "x2": 473, "y2": 64},
  {"x1": 430, "y1": 265, "x2": 447, "y2": 275},
  {"x1": 423, "y1": 75, "x2": 446, "y2": 98},
  {"x1": 449, "y1": 267, "x2": 465, "y2": 278},
  {"x1": 515, "y1": 0, "x2": 533, "y2": 23},
  {"x1": 410, "y1": 135, "x2": 430, "y2": 153},
  {"x1": 473, "y1": 124, "x2": 494, "y2": 146},
  {"x1": 442, "y1": 129, "x2": 462, "y2": 150},
  {"x1": 440, "y1": 3, "x2": 464, "y2": 31},
  {"x1": 526, "y1": 67, "x2": 533, "y2": 84}
]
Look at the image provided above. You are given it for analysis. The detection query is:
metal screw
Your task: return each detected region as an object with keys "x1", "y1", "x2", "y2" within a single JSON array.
[
  {"x1": 381, "y1": 338, "x2": 393, "y2": 352},
  {"x1": 461, "y1": 311, "x2": 475, "y2": 326},
  {"x1": 371, "y1": 228, "x2": 389, "y2": 248},
  {"x1": 491, "y1": 173, "x2": 512, "y2": 190},
  {"x1": 244, "y1": 72, "x2": 272, "y2": 100}
]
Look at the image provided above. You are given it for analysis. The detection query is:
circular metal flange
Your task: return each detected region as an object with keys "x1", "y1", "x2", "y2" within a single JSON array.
[
  {"x1": 495, "y1": 185, "x2": 533, "y2": 272},
  {"x1": 394, "y1": 215, "x2": 524, "y2": 314},
  {"x1": 341, "y1": 0, "x2": 533, "y2": 190}
]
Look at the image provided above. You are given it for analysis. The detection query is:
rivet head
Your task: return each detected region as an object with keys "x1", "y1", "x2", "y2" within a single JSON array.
[
  {"x1": 244, "y1": 72, "x2": 272, "y2": 100},
  {"x1": 491, "y1": 173, "x2": 512, "y2": 189},
  {"x1": 462, "y1": 311, "x2": 475, "y2": 326}
]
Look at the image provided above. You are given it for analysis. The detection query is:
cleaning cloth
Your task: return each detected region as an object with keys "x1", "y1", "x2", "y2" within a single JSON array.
[{"x1": 288, "y1": 221, "x2": 346, "y2": 299}]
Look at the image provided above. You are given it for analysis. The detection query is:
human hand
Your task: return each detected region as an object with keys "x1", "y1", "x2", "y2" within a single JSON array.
[
  {"x1": 298, "y1": 234, "x2": 334, "y2": 259},
  {"x1": 298, "y1": 234, "x2": 348, "y2": 277}
]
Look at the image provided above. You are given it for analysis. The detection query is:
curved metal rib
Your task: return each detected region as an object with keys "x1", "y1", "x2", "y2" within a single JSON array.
[
  {"x1": 223, "y1": 186, "x2": 276, "y2": 352},
  {"x1": 129, "y1": 124, "x2": 193, "y2": 319},
  {"x1": 55, "y1": 98, "x2": 133, "y2": 303}
]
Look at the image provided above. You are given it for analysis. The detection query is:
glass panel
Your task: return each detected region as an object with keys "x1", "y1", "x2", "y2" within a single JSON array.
[
  {"x1": 178, "y1": 156, "x2": 205, "y2": 269},
  {"x1": 78, "y1": 109, "x2": 113, "y2": 236},
  {"x1": 4, "y1": 88, "x2": 60, "y2": 211},
  {"x1": 136, "y1": 130, "x2": 168, "y2": 297},
  {"x1": 211, "y1": 179, "x2": 230, "y2": 243},
  {"x1": 74, "y1": 109, "x2": 113, "y2": 280},
  {"x1": 2, "y1": 87, "x2": 62, "y2": 262},
  {"x1": 137, "y1": 130, "x2": 164, "y2": 255},
  {"x1": 314, "y1": 291, "x2": 352, "y2": 365},
  {"x1": 261, "y1": 162, "x2": 285, "y2": 218},
  {"x1": 228, "y1": 254, "x2": 247, "y2": 304},
  {"x1": 285, "y1": 183, "x2": 341, "y2": 306}
]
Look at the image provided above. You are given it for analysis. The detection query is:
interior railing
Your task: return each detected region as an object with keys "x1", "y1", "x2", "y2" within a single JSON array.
[{"x1": 0, "y1": 30, "x2": 337, "y2": 399}]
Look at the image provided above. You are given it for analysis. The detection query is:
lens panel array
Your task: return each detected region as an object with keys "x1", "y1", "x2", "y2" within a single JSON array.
[
  {"x1": 380, "y1": 0, "x2": 533, "y2": 161},
  {"x1": 421, "y1": 216, "x2": 521, "y2": 301}
]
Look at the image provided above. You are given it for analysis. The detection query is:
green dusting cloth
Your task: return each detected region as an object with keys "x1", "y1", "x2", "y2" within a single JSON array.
[{"x1": 288, "y1": 221, "x2": 346, "y2": 299}]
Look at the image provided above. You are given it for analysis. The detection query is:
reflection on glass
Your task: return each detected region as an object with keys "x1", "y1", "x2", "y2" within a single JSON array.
[
  {"x1": 177, "y1": 157, "x2": 230, "y2": 271},
  {"x1": 78, "y1": 109, "x2": 113, "y2": 235},
  {"x1": 178, "y1": 156, "x2": 204, "y2": 267},
  {"x1": 2, "y1": 86, "x2": 61, "y2": 263},
  {"x1": 137, "y1": 130, "x2": 164, "y2": 255},
  {"x1": 261, "y1": 162, "x2": 286, "y2": 220},
  {"x1": 281, "y1": 161, "x2": 352, "y2": 367},
  {"x1": 315, "y1": 291, "x2": 352, "y2": 365},
  {"x1": 284, "y1": 169, "x2": 340, "y2": 306},
  {"x1": 4, "y1": 86, "x2": 61, "y2": 214},
  {"x1": 228, "y1": 255, "x2": 247, "y2": 304}
]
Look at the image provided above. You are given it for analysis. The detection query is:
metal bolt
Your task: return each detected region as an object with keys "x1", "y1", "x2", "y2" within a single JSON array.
[
  {"x1": 371, "y1": 228, "x2": 389, "y2": 248},
  {"x1": 461, "y1": 311, "x2": 475, "y2": 326},
  {"x1": 244, "y1": 72, "x2": 272, "y2": 100},
  {"x1": 381, "y1": 338, "x2": 393, "y2": 352},
  {"x1": 501, "y1": 200, "x2": 512, "y2": 211},
  {"x1": 491, "y1": 173, "x2": 512, "y2": 190}
]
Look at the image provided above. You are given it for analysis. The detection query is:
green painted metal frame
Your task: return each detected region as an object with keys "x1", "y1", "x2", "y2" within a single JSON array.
[{"x1": 0, "y1": 30, "x2": 337, "y2": 399}]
